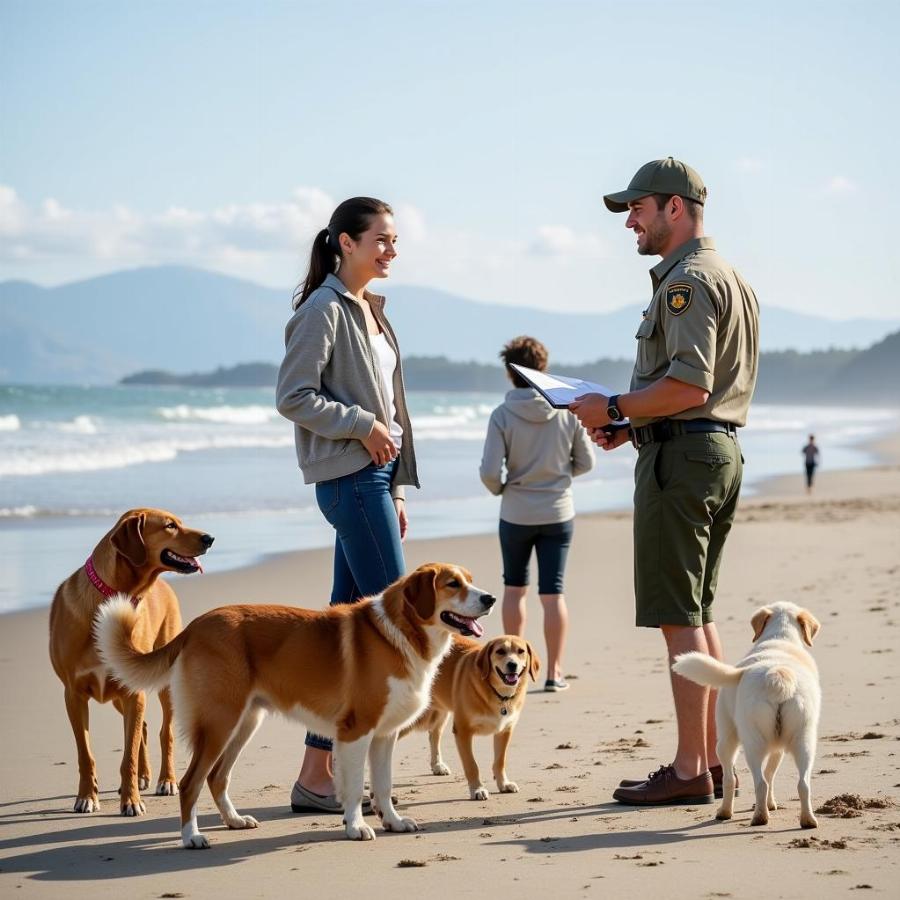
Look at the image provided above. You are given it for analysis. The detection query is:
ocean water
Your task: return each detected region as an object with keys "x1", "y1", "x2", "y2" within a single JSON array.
[{"x1": 1, "y1": 384, "x2": 897, "y2": 614}]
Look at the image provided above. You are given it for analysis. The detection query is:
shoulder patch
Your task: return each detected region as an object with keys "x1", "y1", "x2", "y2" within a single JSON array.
[{"x1": 665, "y1": 283, "x2": 693, "y2": 316}]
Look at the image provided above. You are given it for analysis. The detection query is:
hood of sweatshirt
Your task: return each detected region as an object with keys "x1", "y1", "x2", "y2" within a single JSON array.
[{"x1": 503, "y1": 387, "x2": 559, "y2": 423}]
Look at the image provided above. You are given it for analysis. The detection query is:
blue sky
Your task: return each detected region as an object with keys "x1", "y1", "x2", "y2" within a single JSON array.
[{"x1": 2, "y1": 0, "x2": 898, "y2": 317}]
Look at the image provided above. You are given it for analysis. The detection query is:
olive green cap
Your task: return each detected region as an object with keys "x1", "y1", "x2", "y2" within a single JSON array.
[{"x1": 603, "y1": 157, "x2": 708, "y2": 213}]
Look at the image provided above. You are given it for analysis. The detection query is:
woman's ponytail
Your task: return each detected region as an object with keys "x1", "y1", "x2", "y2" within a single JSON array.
[
  {"x1": 292, "y1": 197, "x2": 393, "y2": 310},
  {"x1": 293, "y1": 228, "x2": 337, "y2": 310}
]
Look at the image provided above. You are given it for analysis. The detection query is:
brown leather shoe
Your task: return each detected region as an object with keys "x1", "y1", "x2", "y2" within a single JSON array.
[
  {"x1": 613, "y1": 764, "x2": 715, "y2": 806},
  {"x1": 619, "y1": 763, "x2": 739, "y2": 799}
]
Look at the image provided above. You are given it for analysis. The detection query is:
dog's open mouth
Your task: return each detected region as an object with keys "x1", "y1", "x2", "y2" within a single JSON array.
[
  {"x1": 440, "y1": 610, "x2": 484, "y2": 638},
  {"x1": 495, "y1": 667, "x2": 522, "y2": 687},
  {"x1": 160, "y1": 549, "x2": 204, "y2": 574}
]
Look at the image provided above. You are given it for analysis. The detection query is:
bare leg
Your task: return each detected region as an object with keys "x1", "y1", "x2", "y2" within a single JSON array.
[
  {"x1": 661, "y1": 624, "x2": 709, "y2": 780},
  {"x1": 539, "y1": 593, "x2": 568, "y2": 681},
  {"x1": 702, "y1": 622, "x2": 724, "y2": 768},
  {"x1": 502, "y1": 586, "x2": 528, "y2": 637},
  {"x1": 296, "y1": 746, "x2": 334, "y2": 796}
]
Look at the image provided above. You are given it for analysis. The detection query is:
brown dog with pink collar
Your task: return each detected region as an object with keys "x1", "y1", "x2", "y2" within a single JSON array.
[{"x1": 49, "y1": 508, "x2": 212, "y2": 815}]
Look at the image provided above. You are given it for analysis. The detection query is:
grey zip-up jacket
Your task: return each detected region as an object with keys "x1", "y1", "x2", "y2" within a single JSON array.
[
  {"x1": 275, "y1": 274, "x2": 418, "y2": 500},
  {"x1": 480, "y1": 388, "x2": 595, "y2": 525}
]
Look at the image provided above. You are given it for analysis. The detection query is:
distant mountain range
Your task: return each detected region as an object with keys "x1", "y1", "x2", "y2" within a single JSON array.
[
  {"x1": 2, "y1": 265, "x2": 899, "y2": 385},
  {"x1": 122, "y1": 331, "x2": 900, "y2": 405}
]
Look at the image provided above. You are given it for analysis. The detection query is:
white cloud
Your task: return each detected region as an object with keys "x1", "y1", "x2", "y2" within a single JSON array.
[
  {"x1": 528, "y1": 225, "x2": 607, "y2": 259},
  {"x1": 823, "y1": 175, "x2": 856, "y2": 195}
]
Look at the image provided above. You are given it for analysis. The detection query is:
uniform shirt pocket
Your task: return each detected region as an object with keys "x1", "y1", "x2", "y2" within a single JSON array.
[{"x1": 634, "y1": 317, "x2": 663, "y2": 377}]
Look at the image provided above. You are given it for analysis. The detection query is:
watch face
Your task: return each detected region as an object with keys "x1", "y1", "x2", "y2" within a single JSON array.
[{"x1": 608, "y1": 404, "x2": 622, "y2": 421}]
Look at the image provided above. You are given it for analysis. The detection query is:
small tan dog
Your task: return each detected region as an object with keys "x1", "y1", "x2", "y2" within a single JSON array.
[
  {"x1": 49, "y1": 508, "x2": 213, "y2": 815},
  {"x1": 95, "y1": 563, "x2": 496, "y2": 847},
  {"x1": 404, "y1": 635, "x2": 539, "y2": 800},
  {"x1": 672, "y1": 602, "x2": 822, "y2": 829}
]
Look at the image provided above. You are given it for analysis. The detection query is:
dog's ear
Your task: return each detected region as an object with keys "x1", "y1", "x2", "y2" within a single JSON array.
[
  {"x1": 797, "y1": 609, "x2": 821, "y2": 647},
  {"x1": 402, "y1": 565, "x2": 438, "y2": 621},
  {"x1": 750, "y1": 607, "x2": 773, "y2": 642},
  {"x1": 476, "y1": 642, "x2": 494, "y2": 680},
  {"x1": 111, "y1": 513, "x2": 148, "y2": 567},
  {"x1": 526, "y1": 641, "x2": 541, "y2": 682}
]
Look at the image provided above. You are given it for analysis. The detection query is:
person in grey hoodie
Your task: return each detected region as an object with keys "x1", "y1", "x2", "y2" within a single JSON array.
[
  {"x1": 480, "y1": 336, "x2": 595, "y2": 691},
  {"x1": 275, "y1": 196, "x2": 418, "y2": 814}
]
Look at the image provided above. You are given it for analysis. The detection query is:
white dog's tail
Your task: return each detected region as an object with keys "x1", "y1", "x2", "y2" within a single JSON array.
[
  {"x1": 94, "y1": 595, "x2": 185, "y2": 692},
  {"x1": 763, "y1": 666, "x2": 798, "y2": 704},
  {"x1": 672, "y1": 652, "x2": 744, "y2": 688}
]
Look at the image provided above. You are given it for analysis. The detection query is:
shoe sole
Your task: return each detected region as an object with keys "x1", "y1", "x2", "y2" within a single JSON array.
[{"x1": 613, "y1": 792, "x2": 716, "y2": 806}]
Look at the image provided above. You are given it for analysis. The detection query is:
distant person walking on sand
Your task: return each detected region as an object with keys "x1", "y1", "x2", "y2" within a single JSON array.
[
  {"x1": 570, "y1": 158, "x2": 759, "y2": 806},
  {"x1": 803, "y1": 434, "x2": 820, "y2": 493},
  {"x1": 480, "y1": 336, "x2": 595, "y2": 692},
  {"x1": 276, "y1": 196, "x2": 419, "y2": 815}
]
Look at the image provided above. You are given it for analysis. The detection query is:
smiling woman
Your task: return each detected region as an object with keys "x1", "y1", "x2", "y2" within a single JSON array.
[{"x1": 275, "y1": 195, "x2": 421, "y2": 813}]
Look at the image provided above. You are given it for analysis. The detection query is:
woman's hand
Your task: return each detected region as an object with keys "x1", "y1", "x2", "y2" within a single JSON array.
[
  {"x1": 394, "y1": 498, "x2": 408, "y2": 541},
  {"x1": 591, "y1": 425, "x2": 631, "y2": 451},
  {"x1": 361, "y1": 421, "x2": 398, "y2": 466}
]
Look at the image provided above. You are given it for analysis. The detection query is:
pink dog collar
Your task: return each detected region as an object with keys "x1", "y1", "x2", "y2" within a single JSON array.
[{"x1": 84, "y1": 556, "x2": 141, "y2": 607}]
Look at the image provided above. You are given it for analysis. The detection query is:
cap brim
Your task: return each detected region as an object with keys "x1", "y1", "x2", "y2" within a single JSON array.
[{"x1": 603, "y1": 189, "x2": 654, "y2": 213}]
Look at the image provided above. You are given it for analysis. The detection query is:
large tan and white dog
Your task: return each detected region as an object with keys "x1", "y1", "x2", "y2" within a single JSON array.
[
  {"x1": 95, "y1": 562, "x2": 495, "y2": 848},
  {"x1": 49, "y1": 508, "x2": 213, "y2": 815},
  {"x1": 403, "y1": 634, "x2": 539, "y2": 800},
  {"x1": 672, "y1": 602, "x2": 822, "y2": 829}
]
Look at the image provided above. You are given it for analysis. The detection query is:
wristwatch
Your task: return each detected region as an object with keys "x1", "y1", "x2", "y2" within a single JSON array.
[{"x1": 606, "y1": 394, "x2": 625, "y2": 422}]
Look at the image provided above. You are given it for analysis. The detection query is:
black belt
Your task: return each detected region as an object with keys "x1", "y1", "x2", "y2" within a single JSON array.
[{"x1": 631, "y1": 418, "x2": 737, "y2": 449}]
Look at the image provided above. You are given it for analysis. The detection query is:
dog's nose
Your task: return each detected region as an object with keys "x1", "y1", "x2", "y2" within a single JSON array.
[
  {"x1": 201, "y1": 534, "x2": 215, "y2": 548},
  {"x1": 480, "y1": 593, "x2": 496, "y2": 609},
  {"x1": 505, "y1": 660, "x2": 518, "y2": 672}
]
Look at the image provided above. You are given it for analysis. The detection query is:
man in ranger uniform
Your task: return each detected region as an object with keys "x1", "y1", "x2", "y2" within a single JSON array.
[{"x1": 570, "y1": 158, "x2": 759, "y2": 806}]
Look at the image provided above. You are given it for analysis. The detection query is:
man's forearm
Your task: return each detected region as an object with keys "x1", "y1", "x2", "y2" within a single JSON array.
[{"x1": 618, "y1": 377, "x2": 709, "y2": 420}]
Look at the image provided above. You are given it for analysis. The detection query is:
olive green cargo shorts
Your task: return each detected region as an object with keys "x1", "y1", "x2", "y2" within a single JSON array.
[{"x1": 633, "y1": 432, "x2": 743, "y2": 628}]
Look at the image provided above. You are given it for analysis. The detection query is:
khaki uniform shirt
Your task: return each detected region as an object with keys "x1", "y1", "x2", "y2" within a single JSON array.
[{"x1": 629, "y1": 237, "x2": 759, "y2": 428}]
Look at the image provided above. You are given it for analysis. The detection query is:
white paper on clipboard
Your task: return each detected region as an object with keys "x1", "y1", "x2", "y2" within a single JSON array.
[{"x1": 509, "y1": 363, "x2": 614, "y2": 409}]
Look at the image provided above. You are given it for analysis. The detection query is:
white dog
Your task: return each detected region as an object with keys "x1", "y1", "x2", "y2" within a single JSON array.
[{"x1": 672, "y1": 602, "x2": 821, "y2": 829}]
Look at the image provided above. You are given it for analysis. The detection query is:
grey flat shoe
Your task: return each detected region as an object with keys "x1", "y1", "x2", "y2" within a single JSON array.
[
  {"x1": 544, "y1": 678, "x2": 570, "y2": 692},
  {"x1": 290, "y1": 781, "x2": 373, "y2": 814}
]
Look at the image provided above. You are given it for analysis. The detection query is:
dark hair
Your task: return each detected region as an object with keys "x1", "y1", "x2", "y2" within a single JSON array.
[
  {"x1": 292, "y1": 196, "x2": 393, "y2": 309},
  {"x1": 500, "y1": 336, "x2": 549, "y2": 388},
  {"x1": 650, "y1": 193, "x2": 703, "y2": 223}
]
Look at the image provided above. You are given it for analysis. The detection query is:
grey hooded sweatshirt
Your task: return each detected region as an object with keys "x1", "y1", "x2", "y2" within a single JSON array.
[{"x1": 479, "y1": 388, "x2": 595, "y2": 525}]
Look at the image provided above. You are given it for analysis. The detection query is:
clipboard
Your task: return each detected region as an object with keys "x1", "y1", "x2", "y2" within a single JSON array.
[{"x1": 509, "y1": 363, "x2": 615, "y2": 409}]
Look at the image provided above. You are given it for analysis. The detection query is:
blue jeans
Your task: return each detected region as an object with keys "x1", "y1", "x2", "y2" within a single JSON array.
[{"x1": 305, "y1": 460, "x2": 405, "y2": 751}]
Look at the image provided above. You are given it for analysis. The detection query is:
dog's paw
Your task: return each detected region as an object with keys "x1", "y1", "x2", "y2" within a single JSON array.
[
  {"x1": 767, "y1": 798, "x2": 778, "y2": 811},
  {"x1": 345, "y1": 821, "x2": 377, "y2": 841},
  {"x1": 226, "y1": 814, "x2": 259, "y2": 830},
  {"x1": 156, "y1": 780, "x2": 178, "y2": 796},
  {"x1": 432, "y1": 762, "x2": 451, "y2": 776},
  {"x1": 183, "y1": 834, "x2": 210, "y2": 849},
  {"x1": 750, "y1": 812, "x2": 769, "y2": 827},
  {"x1": 383, "y1": 814, "x2": 418, "y2": 833},
  {"x1": 121, "y1": 799, "x2": 146, "y2": 817},
  {"x1": 470, "y1": 786, "x2": 489, "y2": 801},
  {"x1": 498, "y1": 780, "x2": 519, "y2": 794},
  {"x1": 800, "y1": 814, "x2": 818, "y2": 830},
  {"x1": 74, "y1": 796, "x2": 99, "y2": 813},
  {"x1": 715, "y1": 806, "x2": 733, "y2": 821},
  {"x1": 138, "y1": 776, "x2": 151, "y2": 791}
]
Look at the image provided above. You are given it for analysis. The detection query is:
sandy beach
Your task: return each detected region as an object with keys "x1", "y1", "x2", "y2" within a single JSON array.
[{"x1": 2, "y1": 447, "x2": 898, "y2": 899}]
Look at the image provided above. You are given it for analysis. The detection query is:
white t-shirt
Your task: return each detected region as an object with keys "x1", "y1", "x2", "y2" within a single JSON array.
[{"x1": 370, "y1": 332, "x2": 404, "y2": 450}]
